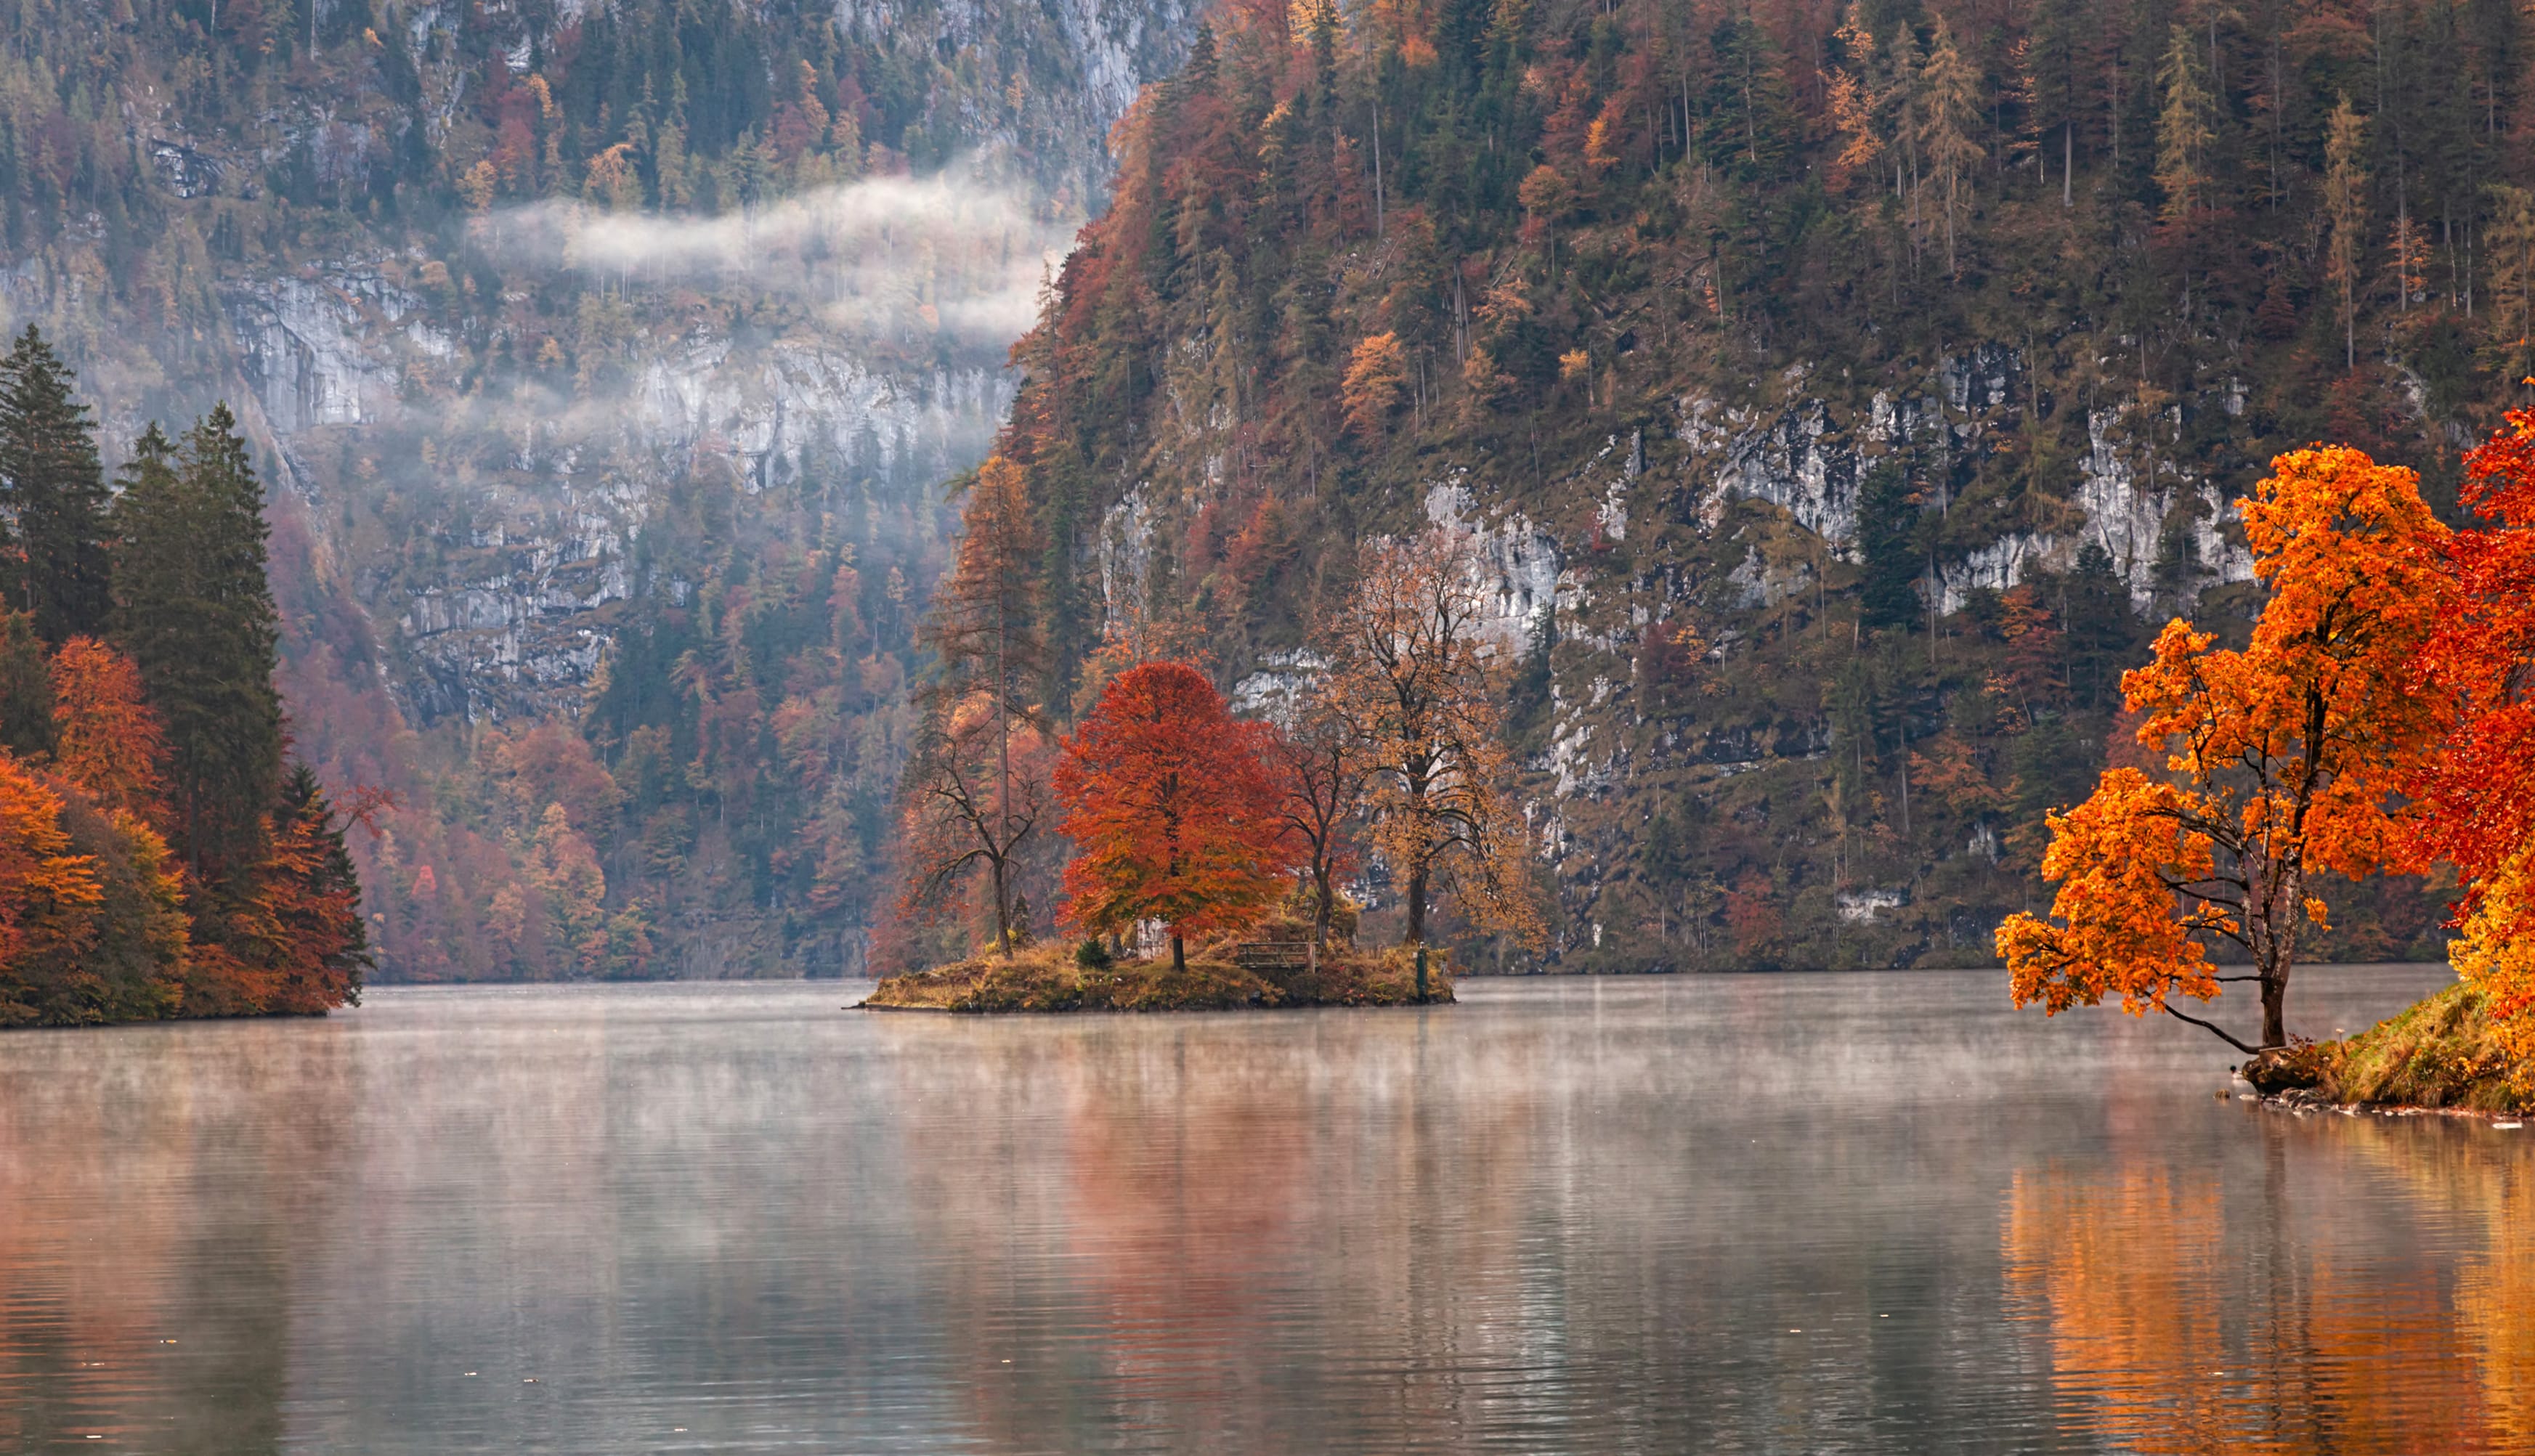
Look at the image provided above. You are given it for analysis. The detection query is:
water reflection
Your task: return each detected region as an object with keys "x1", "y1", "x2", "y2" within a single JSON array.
[
  {"x1": 0, "y1": 969, "x2": 2524, "y2": 1451},
  {"x1": 0, "y1": 1020, "x2": 354, "y2": 1450},
  {"x1": 2005, "y1": 1094, "x2": 2535, "y2": 1453}
]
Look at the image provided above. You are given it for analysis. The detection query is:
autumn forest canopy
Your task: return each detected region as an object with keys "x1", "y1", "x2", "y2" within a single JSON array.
[{"x1": 0, "y1": 330, "x2": 366, "y2": 1026}]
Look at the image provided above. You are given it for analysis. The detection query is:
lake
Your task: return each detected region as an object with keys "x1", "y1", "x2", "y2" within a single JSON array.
[{"x1": 1, "y1": 967, "x2": 2526, "y2": 1452}]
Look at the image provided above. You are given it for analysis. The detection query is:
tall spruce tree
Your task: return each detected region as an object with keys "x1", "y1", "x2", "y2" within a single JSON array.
[
  {"x1": 109, "y1": 410, "x2": 283, "y2": 879},
  {"x1": 0, "y1": 326, "x2": 112, "y2": 644},
  {"x1": 1857, "y1": 459, "x2": 1923, "y2": 631}
]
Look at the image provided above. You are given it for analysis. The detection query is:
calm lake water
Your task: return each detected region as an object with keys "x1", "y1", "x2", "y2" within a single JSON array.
[{"x1": 1, "y1": 967, "x2": 2527, "y2": 1452}]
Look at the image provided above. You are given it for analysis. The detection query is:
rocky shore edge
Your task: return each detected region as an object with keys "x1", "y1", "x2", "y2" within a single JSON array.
[{"x1": 2240, "y1": 980, "x2": 2528, "y2": 1118}]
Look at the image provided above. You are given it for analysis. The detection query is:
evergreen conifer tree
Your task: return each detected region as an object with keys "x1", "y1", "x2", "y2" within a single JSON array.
[
  {"x1": 0, "y1": 611, "x2": 52, "y2": 759},
  {"x1": 1857, "y1": 460, "x2": 1923, "y2": 631},
  {"x1": 108, "y1": 410, "x2": 283, "y2": 879},
  {"x1": 0, "y1": 326, "x2": 112, "y2": 644}
]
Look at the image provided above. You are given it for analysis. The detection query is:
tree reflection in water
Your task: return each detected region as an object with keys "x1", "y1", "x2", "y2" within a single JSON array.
[
  {"x1": 0, "y1": 971, "x2": 2523, "y2": 1452},
  {"x1": 2006, "y1": 1099, "x2": 2535, "y2": 1453}
]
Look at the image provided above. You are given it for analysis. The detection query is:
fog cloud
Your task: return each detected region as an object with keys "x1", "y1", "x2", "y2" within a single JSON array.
[{"x1": 481, "y1": 168, "x2": 1076, "y2": 349}]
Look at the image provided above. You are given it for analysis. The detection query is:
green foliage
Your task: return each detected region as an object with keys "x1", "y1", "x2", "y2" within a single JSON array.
[
  {"x1": 110, "y1": 410, "x2": 283, "y2": 881},
  {"x1": 0, "y1": 611, "x2": 52, "y2": 760},
  {"x1": 0, "y1": 327, "x2": 110, "y2": 643},
  {"x1": 1856, "y1": 460, "x2": 1922, "y2": 632}
]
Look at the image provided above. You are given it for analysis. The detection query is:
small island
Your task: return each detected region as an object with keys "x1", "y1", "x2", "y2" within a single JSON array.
[
  {"x1": 876, "y1": 511, "x2": 1536, "y2": 1014},
  {"x1": 861, "y1": 920, "x2": 1450, "y2": 1013}
]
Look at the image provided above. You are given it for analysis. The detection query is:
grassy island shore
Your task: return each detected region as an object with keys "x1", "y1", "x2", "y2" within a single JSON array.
[
  {"x1": 2247, "y1": 982, "x2": 2529, "y2": 1115},
  {"x1": 860, "y1": 943, "x2": 1452, "y2": 1013}
]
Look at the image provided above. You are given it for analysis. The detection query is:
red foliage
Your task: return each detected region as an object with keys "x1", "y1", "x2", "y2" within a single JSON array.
[
  {"x1": 2408, "y1": 407, "x2": 2535, "y2": 916},
  {"x1": 1054, "y1": 662, "x2": 1288, "y2": 961}
]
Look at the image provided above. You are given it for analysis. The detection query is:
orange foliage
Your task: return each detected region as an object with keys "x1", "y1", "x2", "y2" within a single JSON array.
[
  {"x1": 0, "y1": 750, "x2": 105, "y2": 1023},
  {"x1": 1323, "y1": 530, "x2": 1541, "y2": 950},
  {"x1": 1055, "y1": 662, "x2": 1287, "y2": 966},
  {"x1": 46, "y1": 638, "x2": 165, "y2": 820},
  {"x1": 1340, "y1": 331, "x2": 1407, "y2": 439},
  {"x1": 1999, "y1": 447, "x2": 2451, "y2": 1050}
]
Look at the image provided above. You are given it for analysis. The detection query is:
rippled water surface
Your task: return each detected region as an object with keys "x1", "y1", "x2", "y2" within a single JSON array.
[{"x1": 4, "y1": 967, "x2": 2531, "y2": 1452}]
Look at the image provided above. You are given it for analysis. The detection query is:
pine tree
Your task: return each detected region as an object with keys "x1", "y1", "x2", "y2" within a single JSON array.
[
  {"x1": 1919, "y1": 17, "x2": 1984, "y2": 280},
  {"x1": 2153, "y1": 23, "x2": 2215, "y2": 226},
  {"x1": 2323, "y1": 96, "x2": 2369, "y2": 370},
  {"x1": 0, "y1": 611, "x2": 52, "y2": 760},
  {"x1": 0, "y1": 326, "x2": 112, "y2": 644},
  {"x1": 2025, "y1": 0, "x2": 2090, "y2": 207},
  {"x1": 109, "y1": 411, "x2": 283, "y2": 879},
  {"x1": 1857, "y1": 460, "x2": 1921, "y2": 630}
]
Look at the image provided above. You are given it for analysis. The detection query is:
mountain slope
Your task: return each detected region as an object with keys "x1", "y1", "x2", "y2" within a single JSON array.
[
  {"x1": 908, "y1": 0, "x2": 2530, "y2": 969},
  {"x1": 1, "y1": 0, "x2": 1192, "y2": 977}
]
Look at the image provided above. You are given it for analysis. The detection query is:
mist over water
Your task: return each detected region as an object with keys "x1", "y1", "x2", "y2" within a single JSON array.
[{"x1": 1, "y1": 967, "x2": 2522, "y2": 1452}]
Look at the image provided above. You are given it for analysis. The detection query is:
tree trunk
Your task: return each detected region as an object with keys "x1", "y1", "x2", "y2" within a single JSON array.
[
  {"x1": 1405, "y1": 863, "x2": 1427, "y2": 946},
  {"x1": 1172, "y1": 932, "x2": 1186, "y2": 974},
  {"x1": 2260, "y1": 968, "x2": 2288, "y2": 1051},
  {"x1": 1312, "y1": 864, "x2": 1333, "y2": 949},
  {"x1": 991, "y1": 856, "x2": 1011, "y2": 958}
]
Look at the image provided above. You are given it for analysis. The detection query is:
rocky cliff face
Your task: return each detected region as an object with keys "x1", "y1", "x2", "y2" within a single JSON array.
[{"x1": 0, "y1": 0, "x2": 1199, "y2": 980}]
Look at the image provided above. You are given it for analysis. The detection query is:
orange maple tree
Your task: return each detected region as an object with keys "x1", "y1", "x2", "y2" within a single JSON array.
[
  {"x1": 1997, "y1": 447, "x2": 2452, "y2": 1052},
  {"x1": 0, "y1": 750, "x2": 105, "y2": 1025},
  {"x1": 1054, "y1": 661, "x2": 1287, "y2": 971},
  {"x1": 2406, "y1": 407, "x2": 2535, "y2": 1053},
  {"x1": 47, "y1": 636, "x2": 166, "y2": 820}
]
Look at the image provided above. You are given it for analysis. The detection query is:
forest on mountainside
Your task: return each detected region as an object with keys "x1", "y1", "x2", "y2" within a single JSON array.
[
  {"x1": 882, "y1": 0, "x2": 2535, "y2": 973},
  {"x1": 0, "y1": 0, "x2": 1185, "y2": 981},
  {"x1": 10, "y1": 0, "x2": 2534, "y2": 978}
]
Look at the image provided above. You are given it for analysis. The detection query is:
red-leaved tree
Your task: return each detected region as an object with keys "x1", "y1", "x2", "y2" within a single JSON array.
[
  {"x1": 2408, "y1": 407, "x2": 2535, "y2": 1049},
  {"x1": 1055, "y1": 662, "x2": 1287, "y2": 971}
]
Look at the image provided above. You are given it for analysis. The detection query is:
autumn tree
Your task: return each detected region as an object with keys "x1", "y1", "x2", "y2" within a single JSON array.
[
  {"x1": 1323, "y1": 529, "x2": 1541, "y2": 995},
  {"x1": 2152, "y1": 23, "x2": 2215, "y2": 226},
  {"x1": 0, "y1": 752, "x2": 102, "y2": 1025},
  {"x1": 899, "y1": 691, "x2": 1056, "y2": 957},
  {"x1": 48, "y1": 637, "x2": 165, "y2": 819},
  {"x1": 912, "y1": 454, "x2": 1050, "y2": 954},
  {"x1": 2323, "y1": 97, "x2": 2369, "y2": 370},
  {"x1": 254, "y1": 763, "x2": 370, "y2": 1010},
  {"x1": 1998, "y1": 447, "x2": 2451, "y2": 1052},
  {"x1": 2406, "y1": 409, "x2": 2535, "y2": 1057},
  {"x1": 1268, "y1": 691, "x2": 1366, "y2": 958},
  {"x1": 1342, "y1": 332, "x2": 1408, "y2": 439},
  {"x1": 1919, "y1": 17, "x2": 1983, "y2": 279},
  {"x1": 1055, "y1": 661, "x2": 1286, "y2": 970}
]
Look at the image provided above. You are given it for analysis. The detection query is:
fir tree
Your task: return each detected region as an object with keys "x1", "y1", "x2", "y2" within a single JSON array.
[
  {"x1": 1920, "y1": 17, "x2": 1984, "y2": 279},
  {"x1": 1857, "y1": 460, "x2": 1922, "y2": 631},
  {"x1": 0, "y1": 326, "x2": 111, "y2": 644},
  {"x1": 2324, "y1": 96, "x2": 2371, "y2": 370},
  {"x1": 0, "y1": 610, "x2": 52, "y2": 759},
  {"x1": 2153, "y1": 23, "x2": 2216, "y2": 225},
  {"x1": 109, "y1": 411, "x2": 284, "y2": 879}
]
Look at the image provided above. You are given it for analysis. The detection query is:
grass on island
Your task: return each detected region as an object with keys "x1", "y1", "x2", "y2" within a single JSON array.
[
  {"x1": 2249, "y1": 980, "x2": 2531, "y2": 1114},
  {"x1": 861, "y1": 934, "x2": 1453, "y2": 1013}
]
